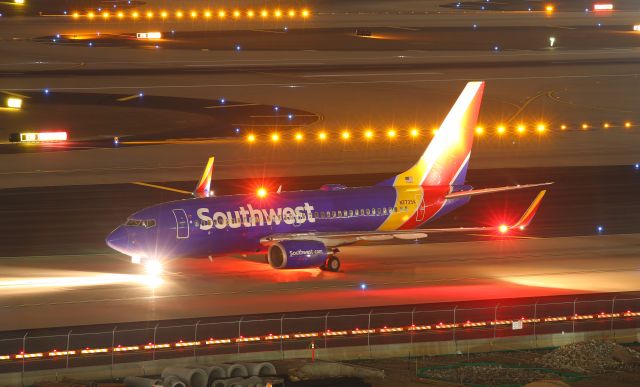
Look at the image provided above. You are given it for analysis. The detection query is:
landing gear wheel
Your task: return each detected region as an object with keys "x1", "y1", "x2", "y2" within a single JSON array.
[{"x1": 322, "y1": 255, "x2": 340, "y2": 272}]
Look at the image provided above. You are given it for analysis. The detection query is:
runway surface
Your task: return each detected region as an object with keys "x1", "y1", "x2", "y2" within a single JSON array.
[
  {"x1": 0, "y1": 165, "x2": 638, "y2": 331},
  {"x1": 0, "y1": 0, "x2": 638, "y2": 338}
]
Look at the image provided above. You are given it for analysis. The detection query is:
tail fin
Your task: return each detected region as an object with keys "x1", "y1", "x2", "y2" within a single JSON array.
[
  {"x1": 381, "y1": 81, "x2": 484, "y2": 187},
  {"x1": 193, "y1": 156, "x2": 214, "y2": 198}
]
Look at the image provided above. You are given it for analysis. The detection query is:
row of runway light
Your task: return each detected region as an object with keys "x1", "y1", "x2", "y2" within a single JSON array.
[
  {"x1": 244, "y1": 122, "x2": 636, "y2": 143},
  {"x1": 70, "y1": 8, "x2": 311, "y2": 21},
  {"x1": 3, "y1": 310, "x2": 639, "y2": 362}
]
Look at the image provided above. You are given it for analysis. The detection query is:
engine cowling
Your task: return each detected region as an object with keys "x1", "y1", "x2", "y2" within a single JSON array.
[{"x1": 267, "y1": 240, "x2": 328, "y2": 269}]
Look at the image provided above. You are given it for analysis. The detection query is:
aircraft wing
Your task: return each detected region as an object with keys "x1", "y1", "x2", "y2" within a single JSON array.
[{"x1": 261, "y1": 190, "x2": 546, "y2": 244}]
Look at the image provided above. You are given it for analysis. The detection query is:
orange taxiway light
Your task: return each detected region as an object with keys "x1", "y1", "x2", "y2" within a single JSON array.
[
  {"x1": 246, "y1": 134, "x2": 256, "y2": 143},
  {"x1": 341, "y1": 131, "x2": 351, "y2": 140},
  {"x1": 409, "y1": 128, "x2": 420, "y2": 138},
  {"x1": 318, "y1": 131, "x2": 327, "y2": 141},
  {"x1": 270, "y1": 133, "x2": 280, "y2": 142}
]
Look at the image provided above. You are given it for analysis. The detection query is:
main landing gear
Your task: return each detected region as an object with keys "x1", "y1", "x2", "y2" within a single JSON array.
[{"x1": 321, "y1": 249, "x2": 341, "y2": 272}]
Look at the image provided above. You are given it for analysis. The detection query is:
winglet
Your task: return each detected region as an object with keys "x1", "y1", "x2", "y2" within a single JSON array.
[
  {"x1": 512, "y1": 190, "x2": 546, "y2": 230},
  {"x1": 193, "y1": 156, "x2": 214, "y2": 198}
]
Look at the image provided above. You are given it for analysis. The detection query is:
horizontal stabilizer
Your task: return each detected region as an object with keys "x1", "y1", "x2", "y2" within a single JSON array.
[{"x1": 445, "y1": 182, "x2": 553, "y2": 199}]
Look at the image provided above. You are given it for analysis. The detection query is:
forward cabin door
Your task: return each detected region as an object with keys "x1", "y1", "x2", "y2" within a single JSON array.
[{"x1": 172, "y1": 209, "x2": 190, "y2": 239}]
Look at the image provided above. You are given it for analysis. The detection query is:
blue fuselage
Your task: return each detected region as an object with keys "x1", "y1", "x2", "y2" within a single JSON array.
[{"x1": 106, "y1": 184, "x2": 470, "y2": 260}]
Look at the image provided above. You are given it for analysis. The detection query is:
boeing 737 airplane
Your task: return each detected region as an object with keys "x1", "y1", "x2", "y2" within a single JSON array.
[{"x1": 106, "y1": 81, "x2": 551, "y2": 272}]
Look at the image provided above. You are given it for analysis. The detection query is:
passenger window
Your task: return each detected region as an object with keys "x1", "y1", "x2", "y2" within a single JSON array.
[
  {"x1": 337, "y1": 210, "x2": 342, "y2": 217},
  {"x1": 349, "y1": 210, "x2": 353, "y2": 217},
  {"x1": 383, "y1": 208, "x2": 388, "y2": 215},
  {"x1": 314, "y1": 212, "x2": 319, "y2": 218},
  {"x1": 365, "y1": 209, "x2": 370, "y2": 215},
  {"x1": 332, "y1": 211, "x2": 336, "y2": 218}
]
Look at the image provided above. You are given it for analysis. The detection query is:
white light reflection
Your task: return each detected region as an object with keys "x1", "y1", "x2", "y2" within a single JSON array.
[{"x1": 0, "y1": 272, "x2": 163, "y2": 294}]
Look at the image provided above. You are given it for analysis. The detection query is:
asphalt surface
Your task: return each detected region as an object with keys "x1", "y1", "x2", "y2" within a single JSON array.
[
  {"x1": 0, "y1": 165, "x2": 638, "y2": 257},
  {"x1": 33, "y1": 26, "x2": 640, "y2": 52},
  {"x1": 0, "y1": 165, "x2": 638, "y2": 331},
  {"x1": 0, "y1": 0, "x2": 638, "y2": 347},
  {"x1": 0, "y1": 91, "x2": 316, "y2": 152}
]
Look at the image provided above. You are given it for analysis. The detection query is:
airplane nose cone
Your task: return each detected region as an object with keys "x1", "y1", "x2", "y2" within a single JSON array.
[{"x1": 106, "y1": 226, "x2": 128, "y2": 254}]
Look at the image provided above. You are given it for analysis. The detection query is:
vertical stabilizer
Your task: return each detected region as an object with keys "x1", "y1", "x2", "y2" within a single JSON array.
[
  {"x1": 193, "y1": 156, "x2": 215, "y2": 198},
  {"x1": 383, "y1": 81, "x2": 484, "y2": 187}
]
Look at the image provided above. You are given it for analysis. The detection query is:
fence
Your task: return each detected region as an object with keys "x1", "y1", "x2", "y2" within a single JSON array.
[{"x1": 1, "y1": 294, "x2": 638, "y2": 375}]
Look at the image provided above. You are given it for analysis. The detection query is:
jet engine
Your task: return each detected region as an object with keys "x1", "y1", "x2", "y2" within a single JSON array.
[{"x1": 267, "y1": 240, "x2": 328, "y2": 269}]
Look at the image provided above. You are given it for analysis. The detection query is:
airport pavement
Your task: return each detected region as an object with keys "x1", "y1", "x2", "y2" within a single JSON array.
[
  {"x1": 0, "y1": 0, "x2": 637, "y2": 338},
  {"x1": 0, "y1": 233, "x2": 638, "y2": 331},
  {"x1": 0, "y1": 165, "x2": 638, "y2": 257},
  {"x1": 0, "y1": 165, "x2": 638, "y2": 331}
]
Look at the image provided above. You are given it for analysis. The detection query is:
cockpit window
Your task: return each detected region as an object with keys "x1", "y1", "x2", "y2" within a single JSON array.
[{"x1": 125, "y1": 219, "x2": 156, "y2": 228}]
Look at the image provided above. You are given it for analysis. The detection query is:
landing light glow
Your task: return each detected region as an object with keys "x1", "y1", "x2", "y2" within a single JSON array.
[
  {"x1": 257, "y1": 187, "x2": 268, "y2": 198},
  {"x1": 498, "y1": 224, "x2": 509, "y2": 234},
  {"x1": 145, "y1": 260, "x2": 163, "y2": 277}
]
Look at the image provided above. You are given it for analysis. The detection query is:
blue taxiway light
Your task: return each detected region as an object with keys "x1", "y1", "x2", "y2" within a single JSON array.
[
  {"x1": 44, "y1": 89, "x2": 49, "y2": 94},
  {"x1": 274, "y1": 106, "x2": 279, "y2": 111},
  {"x1": 634, "y1": 163, "x2": 639, "y2": 170},
  {"x1": 220, "y1": 98, "x2": 226, "y2": 104},
  {"x1": 288, "y1": 114, "x2": 293, "y2": 120},
  {"x1": 235, "y1": 45, "x2": 241, "y2": 51},
  {"x1": 360, "y1": 283, "x2": 367, "y2": 290},
  {"x1": 138, "y1": 92, "x2": 144, "y2": 97},
  {"x1": 597, "y1": 225, "x2": 604, "y2": 233},
  {"x1": 88, "y1": 42, "x2": 93, "y2": 47}
]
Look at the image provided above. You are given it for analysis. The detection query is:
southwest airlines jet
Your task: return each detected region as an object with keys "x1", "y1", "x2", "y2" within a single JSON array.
[{"x1": 107, "y1": 82, "x2": 551, "y2": 272}]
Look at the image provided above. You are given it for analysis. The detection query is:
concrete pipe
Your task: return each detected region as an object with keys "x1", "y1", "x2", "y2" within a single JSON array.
[
  {"x1": 219, "y1": 364, "x2": 249, "y2": 378},
  {"x1": 211, "y1": 377, "x2": 244, "y2": 387},
  {"x1": 242, "y1": 376, "x2": 264, "y2": 387},
  {"x1": 124, "y1": 376, "x2": 162, "y2": 387},
  {"x1": 162, "y1": 366, "x2": 208, "y2": 387},
  {"x1": 163, "y1": 375, "x2": 187, "y2": 387},
  {"x1": 192, "y1": 364, "x2": 227, "y2": 384},
  {"x1": 240, "y1": 362, "x2": 276, "y2": 377}
]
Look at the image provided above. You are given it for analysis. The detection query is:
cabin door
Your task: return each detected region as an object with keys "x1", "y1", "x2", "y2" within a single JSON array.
[{"x1": 172, "y1": 209, "x2": 190, "y2": 239}]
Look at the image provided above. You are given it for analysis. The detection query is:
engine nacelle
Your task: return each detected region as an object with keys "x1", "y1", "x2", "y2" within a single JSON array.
[{"x1": 267, "y1": 240, "x2": 328, "y2": 269}]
